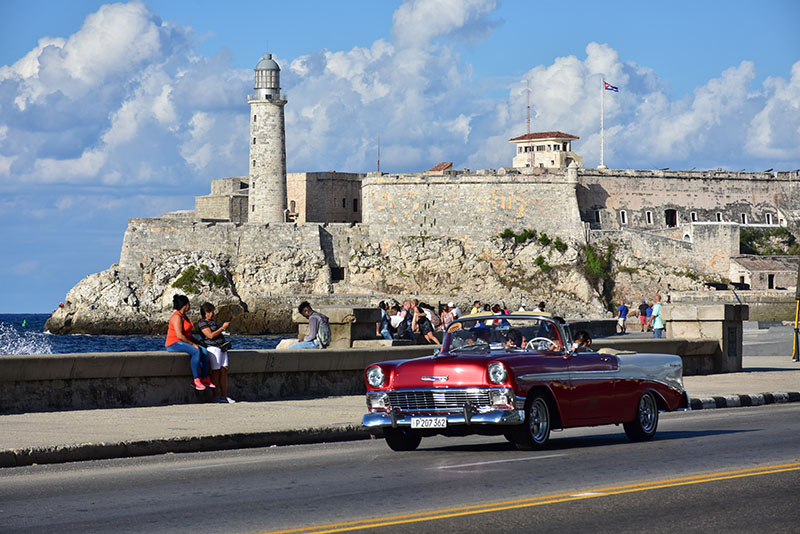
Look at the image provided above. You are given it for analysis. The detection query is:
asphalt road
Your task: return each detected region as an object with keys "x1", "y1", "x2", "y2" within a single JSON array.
[{"x1": 1, "y1": 404, "x2": 799, "y2": 533}]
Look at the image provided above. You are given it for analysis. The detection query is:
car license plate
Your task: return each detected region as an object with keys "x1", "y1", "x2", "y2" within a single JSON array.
[{"x1": 411, "y1": 417, "x2": 447, "y2": 429}]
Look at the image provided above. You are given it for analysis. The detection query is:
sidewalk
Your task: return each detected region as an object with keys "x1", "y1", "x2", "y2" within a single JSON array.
[{"x1": 1, "y1": 356, "x2": 798, "y2": 468}]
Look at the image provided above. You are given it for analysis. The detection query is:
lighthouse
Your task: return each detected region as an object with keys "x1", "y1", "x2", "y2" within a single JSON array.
[{"x1": 248, "y1": 53, "x2": 287, "y2": 223}]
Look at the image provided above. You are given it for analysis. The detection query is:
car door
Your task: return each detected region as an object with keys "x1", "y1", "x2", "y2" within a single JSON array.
[{"x1": 566, "y1": 351, "x2": 619, "y2": 425}]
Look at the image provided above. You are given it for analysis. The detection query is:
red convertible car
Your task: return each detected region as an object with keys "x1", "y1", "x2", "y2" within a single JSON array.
[{"x1": 362, "y1": 313, "x2": 689, "y2": 451}]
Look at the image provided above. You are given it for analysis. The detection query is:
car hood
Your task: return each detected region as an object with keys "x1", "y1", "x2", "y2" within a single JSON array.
[{"x1": 392, "y1": 355, "x2": 490, "y2": 389}]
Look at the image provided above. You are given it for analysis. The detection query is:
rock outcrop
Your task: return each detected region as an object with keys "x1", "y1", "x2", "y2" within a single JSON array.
[{"x1": 45, "y1": 224, "x2": 703, "y2": 335}]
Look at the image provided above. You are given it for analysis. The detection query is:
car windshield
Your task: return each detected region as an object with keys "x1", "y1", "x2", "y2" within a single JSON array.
[{"x1": 444, "y1": 314, "x2": 567, "y2": 354}]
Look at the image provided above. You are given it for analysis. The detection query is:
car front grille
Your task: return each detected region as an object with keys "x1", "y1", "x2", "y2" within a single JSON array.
[{"x1": 388, "y1": 389, "x2": 491, "y2": 412}]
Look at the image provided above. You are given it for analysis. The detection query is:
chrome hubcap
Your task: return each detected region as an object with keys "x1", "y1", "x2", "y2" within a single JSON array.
[
  {"x1": 639, "y1": 394, "x2": 656, "y2": 432},
  {"x1": 529, "y1": 399, "x2": 549, "y2": 442}
]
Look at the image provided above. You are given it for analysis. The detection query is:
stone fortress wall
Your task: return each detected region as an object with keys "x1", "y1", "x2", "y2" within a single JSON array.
[
  {"x1": 360, "y1": 166, "x2": 585, "y2": 245},
  {"x1": 577, "y1": 168, "x2": 800, "y2": 233},
  {"x1": 162, "y1": 162, "x2": 800, "y2": 288}
]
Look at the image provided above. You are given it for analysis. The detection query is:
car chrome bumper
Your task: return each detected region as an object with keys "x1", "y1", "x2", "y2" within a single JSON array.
[{"x1": 362, "y1": 408, "x2": 525, "y2": 428}]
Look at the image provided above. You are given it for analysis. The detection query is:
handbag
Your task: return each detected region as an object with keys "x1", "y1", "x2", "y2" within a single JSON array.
[{"x1": 219, "y1": 341, "x2": 232, "y2": 352}]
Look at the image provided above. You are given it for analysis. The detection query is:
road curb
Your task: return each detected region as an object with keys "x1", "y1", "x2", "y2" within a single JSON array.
[
  {"x1": 689, "y1": 392, "x2": 800, "y2": 410},
  {"x1": 0, "y1": 425, "x2": 374, "y2": 469}
]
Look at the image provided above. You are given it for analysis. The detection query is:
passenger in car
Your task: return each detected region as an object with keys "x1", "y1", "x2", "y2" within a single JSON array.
[{"x1": 572, "y1": 330, "x2": 593, "y2": 352}]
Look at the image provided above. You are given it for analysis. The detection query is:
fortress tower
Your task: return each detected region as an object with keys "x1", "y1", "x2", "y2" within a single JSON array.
[{"x1": 248, "y1": 53, "x2": 287, "y2": 223}]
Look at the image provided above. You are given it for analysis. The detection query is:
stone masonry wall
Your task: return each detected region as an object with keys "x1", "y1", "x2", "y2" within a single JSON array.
[
  {"x1": 119, "y1": 219, "x2": 322, "y2": 273},
  {"x1": 577, "y1": 168, "x2": 800, "y2": 232},
  {"x1": 361, "y1": 170, "x2": 585, "y2": 247}
]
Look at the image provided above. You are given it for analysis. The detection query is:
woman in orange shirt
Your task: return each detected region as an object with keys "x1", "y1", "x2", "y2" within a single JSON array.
[{"x1": 165, "y1": 294, "x2": 214, "y2": 391}]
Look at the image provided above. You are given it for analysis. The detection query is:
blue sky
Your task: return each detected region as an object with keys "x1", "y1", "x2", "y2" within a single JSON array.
[{"x1": 1, "y1": 0, "x2": 799, "y2": 313}]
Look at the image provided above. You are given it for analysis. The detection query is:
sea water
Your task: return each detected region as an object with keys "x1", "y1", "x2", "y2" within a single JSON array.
[{"x1": 0, "y1": 314, "x2": 285, "y2": 355}]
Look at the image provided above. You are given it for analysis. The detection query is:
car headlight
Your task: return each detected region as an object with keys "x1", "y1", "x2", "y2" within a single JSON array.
[
  {"x1": 366, "y1": 366, "x2": 385, "y2": 387},
  {"x1": 487, "y1": 362, "x2": 508, "y2": 384}
]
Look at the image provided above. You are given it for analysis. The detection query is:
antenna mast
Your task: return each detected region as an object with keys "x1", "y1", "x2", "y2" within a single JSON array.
[
  {"x1": 377, "y1": 131, "x2": 381, "y2": 174},
  {"x1": 527, "y1": 80, "x2": 532, "y2": 168}
]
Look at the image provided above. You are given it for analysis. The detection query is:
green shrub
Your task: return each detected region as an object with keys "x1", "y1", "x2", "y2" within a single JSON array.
[
  {"x1": 499, "y1": 228, "x2": 537, "y2": 243},
  {"x1": 535, "y1": 255, "x2": 553, "y2": 273},
  {"x1": 172, "y1": 264, "x2": 228, "y2": 294},
  {"x1": 553, "y1": 236, "x2": 568, "y2": 253},
  {"x1": 172, "y1": 266, "x2": 200, "y2": 294}
]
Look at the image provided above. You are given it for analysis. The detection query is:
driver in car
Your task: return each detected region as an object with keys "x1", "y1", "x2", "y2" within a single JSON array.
[{"x1": 505, "y1": 328, "x2": 524, "y2": 348}]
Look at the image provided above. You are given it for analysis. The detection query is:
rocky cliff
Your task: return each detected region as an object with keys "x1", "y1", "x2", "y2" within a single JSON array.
[{"x1": 45, "y1": 220, "x2": 703, "y2": 335}]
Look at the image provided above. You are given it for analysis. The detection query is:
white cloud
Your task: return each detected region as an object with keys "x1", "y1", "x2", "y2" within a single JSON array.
[
  {"x1": 391, "y1": 0, "x2": 500, "y2": 48},
  {"x1": 0, "y1": 154, "x2": 15, "y2": 176},
  {"x1": 33, "y1": 149, "x2": 106, "y2": 183},
  {"x1": 747, "y1": 61, "x2": 800, "y2": 161},
  {"x1": 0, "y1": 0, "x2": 798, "y2": 208}
]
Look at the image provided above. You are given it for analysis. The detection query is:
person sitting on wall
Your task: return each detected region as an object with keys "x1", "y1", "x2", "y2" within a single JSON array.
[
  {"x1": 389, "y1": 304, "x2": 403, "y2": 336},
  {"x1": 198, "y1": 302, "x2": 235, "y2": 403},
  {"x1": 440, "y1": 304, "x2": 455, "y2": 332},
  {"x1": 395, "y1": 300, "x2": 415, "y2": 341},
  {"x1": 376, "y1": 301, "x2": 392, "y2": 340},
  {"x1": 165, "y1": 294, "x2": 214, "y2": 391},
  {"x1": 290, "y1": 302, "x2": 330, "y2": 349},
  {"x1": 412, "y1": 299, "x2": 439, "y2": 345}
]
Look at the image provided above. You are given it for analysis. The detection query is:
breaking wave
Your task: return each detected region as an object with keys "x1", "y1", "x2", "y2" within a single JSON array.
[{"x1": 0, "y1": 322, "x2": 53, "y2": 355}]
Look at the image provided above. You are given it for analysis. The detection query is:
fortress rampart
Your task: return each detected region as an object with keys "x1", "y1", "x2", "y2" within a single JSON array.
[
  {"x1": 361, "y1": 167, "x2": 585, "y2": 244},
  {"x1": 577, "y1": 168, "x2": 800, "y2": 233}
]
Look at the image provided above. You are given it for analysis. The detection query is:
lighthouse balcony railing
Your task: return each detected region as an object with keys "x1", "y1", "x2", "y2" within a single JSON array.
[{"x1": 247, "y1": 93, "x2": 287, "y2": 102}]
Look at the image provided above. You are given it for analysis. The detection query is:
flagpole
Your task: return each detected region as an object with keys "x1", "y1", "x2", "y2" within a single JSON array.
[{"x1": 600, "y1": 77, "x2": 605, "y2": 168}]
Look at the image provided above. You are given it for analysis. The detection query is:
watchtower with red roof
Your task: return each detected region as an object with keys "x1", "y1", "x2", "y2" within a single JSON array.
[{"x1": 509, "y1": 131, "x2": 583, "y2": 169}]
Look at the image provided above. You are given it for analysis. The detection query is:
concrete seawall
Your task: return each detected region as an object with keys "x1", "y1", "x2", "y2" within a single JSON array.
[{"x1": 1, "y1": 339, "x2": 724, "y2": 414}]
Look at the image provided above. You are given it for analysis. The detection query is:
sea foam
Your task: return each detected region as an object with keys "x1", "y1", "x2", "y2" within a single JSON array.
[{"x1": 0, "y1": 322, "x2": 53, "y2": 355}]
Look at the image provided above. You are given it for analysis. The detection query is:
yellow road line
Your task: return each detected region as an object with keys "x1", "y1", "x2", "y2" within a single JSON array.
[{"x1": 261, "y1": 461, "x2": 800, "y2": 534}]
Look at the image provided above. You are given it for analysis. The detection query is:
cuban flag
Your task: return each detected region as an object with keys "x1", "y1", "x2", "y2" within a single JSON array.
[{"x1": 604, "y1": 81, "x2": 619, "y2": 92}]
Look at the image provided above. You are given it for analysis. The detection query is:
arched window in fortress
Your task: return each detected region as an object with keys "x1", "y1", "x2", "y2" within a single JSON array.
[
  {"x1": 741, "y1": 213, "x2": 748, "y2": 224},
  {"x1": 766, "y1": 213, "x2": 773, "y2": 225},
  {"x1": 646, "y1": 211, "x2": 653, "y2": 225},
  {"x1": 619, "y1": 210, "x2": 627, "y2": 225},
  {"x1": 716, "y1": 212, "x2": 723, "y2": 222},
  {"x1": 691, "y1": 212, "x2": 698, "y2": 222}
]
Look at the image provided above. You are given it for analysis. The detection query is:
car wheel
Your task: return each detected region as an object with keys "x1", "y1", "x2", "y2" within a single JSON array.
[
  {"x1": 623, "y1": 391, "x2": 659, "y2": 441},
  {"x1": 383, "y1": 427, "x2": 422, "y2": 451},
  {"x1": 512, "y1": 395, "x2": 551, "y2": 451}
]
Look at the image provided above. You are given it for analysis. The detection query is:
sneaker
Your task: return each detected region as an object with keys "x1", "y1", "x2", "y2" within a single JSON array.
[
  {"x1": 201, "y1": 377, "x2": 216, "y2": 388},
  {"x1": 215, "y1": 397, "x2": 227, "y2": 403},
  {"x1": 192, "y1": 378, "x2": 206, "y2": 391},
  {"x1": 225, "y1": 397, "x2": 236, "y2": 404}
]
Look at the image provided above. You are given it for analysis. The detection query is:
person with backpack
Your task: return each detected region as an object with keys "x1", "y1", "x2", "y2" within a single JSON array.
[{"x1": 290, "y1": 301, "x2": 331, "y2": 349}]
